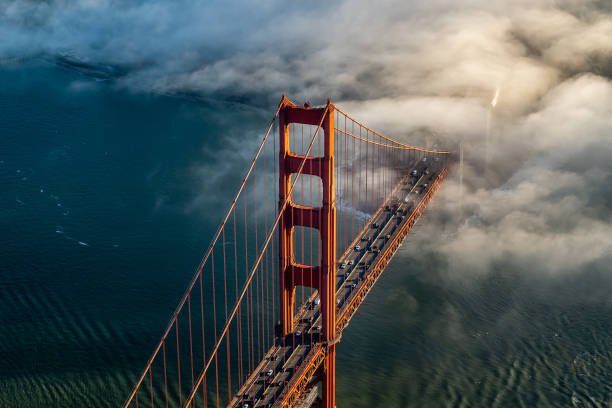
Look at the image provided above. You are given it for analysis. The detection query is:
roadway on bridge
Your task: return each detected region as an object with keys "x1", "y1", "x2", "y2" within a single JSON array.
[{"x1": 232, "y1": 156, "x2": 446, "y2": 408}]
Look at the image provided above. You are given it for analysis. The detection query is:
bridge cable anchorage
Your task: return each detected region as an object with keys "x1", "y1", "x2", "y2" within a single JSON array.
[{"x1": 123, "y1": 94, "x2": 453, "y2": 408}]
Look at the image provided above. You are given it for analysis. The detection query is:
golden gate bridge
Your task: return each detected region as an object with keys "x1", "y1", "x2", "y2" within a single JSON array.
[{"x1": 122, "y1": 95, "x2": 453, "y2": 408}]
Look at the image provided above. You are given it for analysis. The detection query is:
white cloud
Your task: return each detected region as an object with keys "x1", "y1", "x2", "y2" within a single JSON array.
[{"x1": 4, "y1": 0, "x2": 612, "y2": 279}]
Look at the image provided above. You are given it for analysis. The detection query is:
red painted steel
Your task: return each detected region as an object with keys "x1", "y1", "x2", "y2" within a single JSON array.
[
  {"x1": 123, "y1": 94, "x2": 453, "y2": 408},
  {"x1": 278, "y1": 96, "x2": 337, "y2": 408}
]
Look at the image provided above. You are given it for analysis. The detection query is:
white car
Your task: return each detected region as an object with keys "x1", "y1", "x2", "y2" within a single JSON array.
[
  {"x1": 354, "y1": 245, "x2": 361, "y2": 251},
  {"x1": 339, "y1": 262, "x2": 346, "y2": 269},
  {"x1": 265, "y1": 369, "x2": 273, "y2": 377}
]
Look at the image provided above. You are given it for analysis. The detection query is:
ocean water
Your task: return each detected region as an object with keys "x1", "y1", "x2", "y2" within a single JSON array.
[
  {"x1": 0, "y1": 61, "x2": 265, "y2": 407},
  {"x1": 1, "y1": 61, "x2": 611, "y2": 407}
]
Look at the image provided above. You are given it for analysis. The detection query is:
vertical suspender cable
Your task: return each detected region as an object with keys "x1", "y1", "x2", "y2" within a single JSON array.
[
  {"x1": 222, "y1": 227, "x2": 231, "y2": 402},
  {"x1": 163, "y1": 341, "x2": 168, "y2": 408},
  {"x1": 175, "y1": 321, "x2": 182, "y2": 407},
  {"x1": 210, "y1": 249, "x2": 219, "y2": 408},
  {"x1": 199, "y1": 274, "x2": 207, "y2": 408},
  {"x1": 187, "y1": 294, "x2": 194, "y2": 407}
]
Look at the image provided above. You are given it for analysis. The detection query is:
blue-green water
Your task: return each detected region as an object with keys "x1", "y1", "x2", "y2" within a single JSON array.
[
  {"x1": 1, "y1": 62, "x2": 611, "y2": 407},
  {"x1": 0, "y1": 61, "x2": 265, "y2": 407}
]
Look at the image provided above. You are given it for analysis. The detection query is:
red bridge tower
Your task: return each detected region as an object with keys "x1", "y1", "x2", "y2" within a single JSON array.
[{"x1": 278, "y1": 96, "x2": 337, "y2": 408}]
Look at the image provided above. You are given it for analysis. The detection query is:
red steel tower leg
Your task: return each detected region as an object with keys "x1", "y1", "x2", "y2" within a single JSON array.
[{"x1": 278, "y1": 95, "x2": 336, "y2": 408}]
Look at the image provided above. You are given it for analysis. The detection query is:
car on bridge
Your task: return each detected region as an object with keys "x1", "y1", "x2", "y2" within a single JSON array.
[{"x1": 122, "y1": 96, "x2": 453, "y2": 408}]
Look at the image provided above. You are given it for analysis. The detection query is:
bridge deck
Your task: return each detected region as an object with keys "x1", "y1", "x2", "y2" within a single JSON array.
[{"x1": 230, "y1": 158, "x2": 449, "y2": 408}]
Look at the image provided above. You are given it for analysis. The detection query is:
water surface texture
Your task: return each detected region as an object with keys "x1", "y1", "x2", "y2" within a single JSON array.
[{"x1": 1, "y1": 63, "x2": 611, "y2": 407}]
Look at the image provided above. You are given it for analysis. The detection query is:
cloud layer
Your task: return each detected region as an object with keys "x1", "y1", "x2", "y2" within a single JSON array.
[{"x1": 3, "y1": 0, "x2": 612, "y2": 279}]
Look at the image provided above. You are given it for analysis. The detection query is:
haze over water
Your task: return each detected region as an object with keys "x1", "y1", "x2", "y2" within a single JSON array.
[
  {"x1": 2, "y1": 0, "x2": 612, "y2": 406},
  {"x1": 2, "y1": 59, "x2": 611, "y2": 408},
  {"x1": 0, "y1": 62, "x2": 264, "y2": 407}
]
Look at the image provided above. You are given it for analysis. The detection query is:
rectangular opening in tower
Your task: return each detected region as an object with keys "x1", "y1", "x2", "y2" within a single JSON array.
[
  {"x1": 291, "y1": 226, "x2": 321, "y2": 267},
  {"x1": 288, "y1": 123, "x2": 325, "y2": 158},
  {"x1": 289, "y1": 173, "x2": 323, "y2": 208}
]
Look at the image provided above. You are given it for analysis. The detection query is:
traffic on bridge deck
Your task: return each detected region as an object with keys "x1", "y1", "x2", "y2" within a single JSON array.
[
  {"x1": 232, "y1": 154, "x2": 448, "y2": 408},
  {"x1": 122, "y1": 96, "x2": 453, "y2": 408}
]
